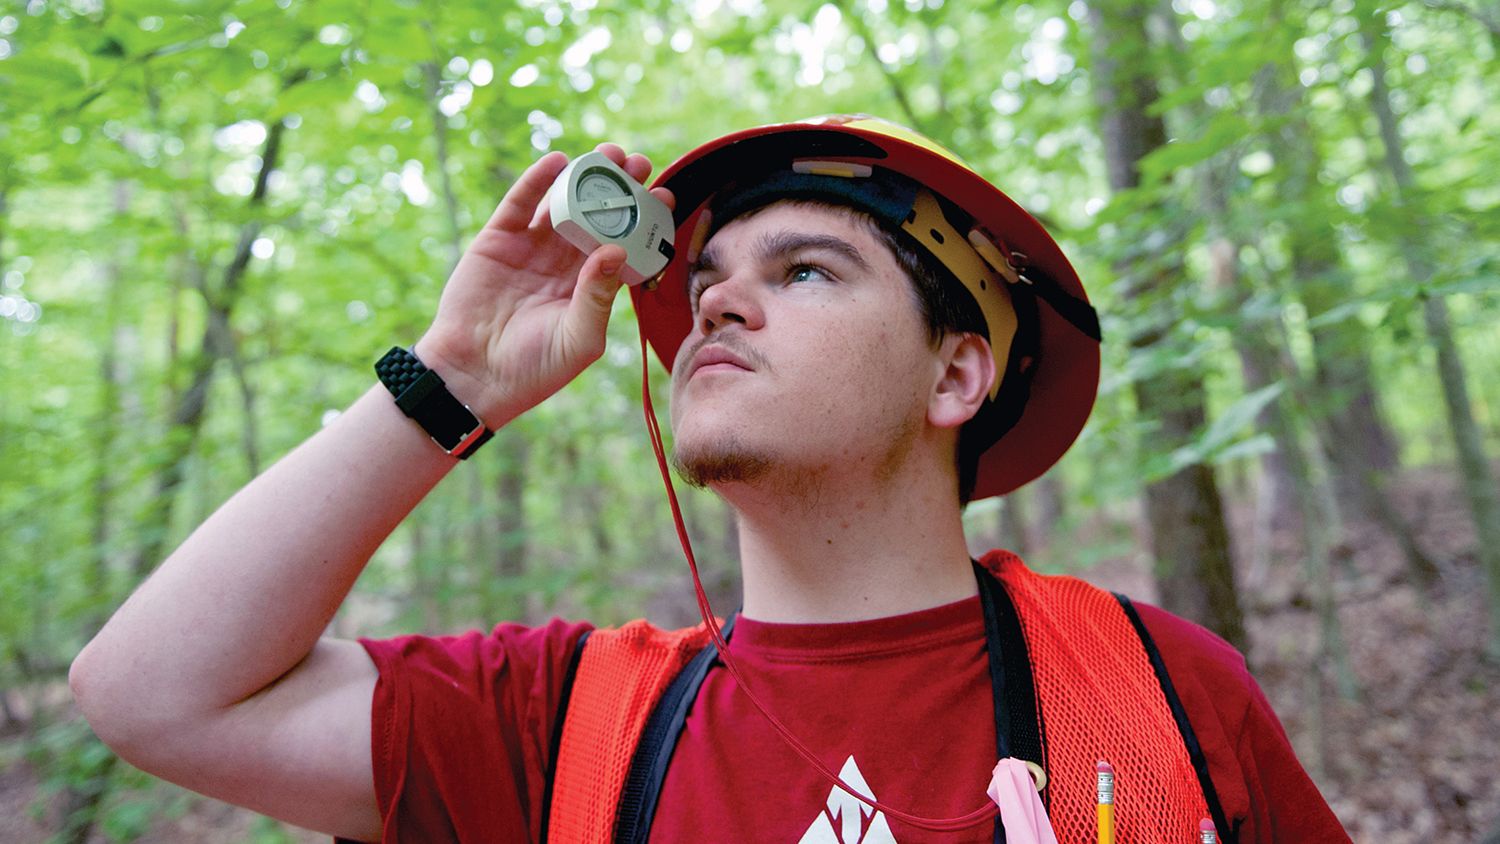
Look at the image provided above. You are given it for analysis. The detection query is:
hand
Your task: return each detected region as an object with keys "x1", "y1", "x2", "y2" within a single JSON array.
[{"x1": 413, "y1": 144, "x2": 675, "y2": 428}]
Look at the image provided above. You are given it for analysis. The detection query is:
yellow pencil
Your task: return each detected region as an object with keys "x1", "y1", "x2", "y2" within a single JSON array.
[{"x1": 1096, "y1": 760, "x2": 1116, "y2": 844}]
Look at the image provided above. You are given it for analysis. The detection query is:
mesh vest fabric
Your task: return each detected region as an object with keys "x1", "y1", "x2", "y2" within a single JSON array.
[
  {"x1": 981, "y1": 549, "x2": 1212, "y2": 842},
  {"x1": 550, "y1": 555, "x2": 1211, "y2": 840},
  {"x1": 546, "y1": 619, "x2": 712, "y2": 843}
]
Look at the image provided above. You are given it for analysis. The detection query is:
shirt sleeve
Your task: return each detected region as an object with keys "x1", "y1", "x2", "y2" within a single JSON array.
[
  {"x1": 355, "y1": 617, "x2": 593, "y2": 844},
  {"x1": 1134, "y1": 602, "x2": 1351, "y2": 843}
]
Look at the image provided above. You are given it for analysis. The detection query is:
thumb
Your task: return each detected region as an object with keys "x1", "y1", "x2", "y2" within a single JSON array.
[{"x1": 564, "y1": 245, "x2": 627, "y2": 356}]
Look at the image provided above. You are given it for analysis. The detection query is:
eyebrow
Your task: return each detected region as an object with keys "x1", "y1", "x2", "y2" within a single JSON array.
[
  {"x1": 754, "y1": 231, "x2": 873, "y2": 273},
  {"x1": 689, "y1": 230, "x2": 873, "y2": 284}
]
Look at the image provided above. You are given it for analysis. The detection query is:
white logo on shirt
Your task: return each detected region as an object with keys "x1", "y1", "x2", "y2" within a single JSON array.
[{"x1": 797, "y1": 756, "x2": 898, "y2": 844}]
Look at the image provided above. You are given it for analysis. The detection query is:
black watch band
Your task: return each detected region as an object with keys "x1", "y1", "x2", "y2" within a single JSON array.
[{"x1": 374, "y1": 346, "x2": 493, "y2": 459}]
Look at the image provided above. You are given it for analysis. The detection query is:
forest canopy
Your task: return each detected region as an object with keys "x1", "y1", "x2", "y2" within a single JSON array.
[{"x1": 0, "y1": 0, "x2": 1497, "y2": 841}]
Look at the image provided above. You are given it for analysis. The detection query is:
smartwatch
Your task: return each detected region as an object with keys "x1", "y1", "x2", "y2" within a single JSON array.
[{"x1": 374, "y1": 346, "x2": 493, "y2": 459}]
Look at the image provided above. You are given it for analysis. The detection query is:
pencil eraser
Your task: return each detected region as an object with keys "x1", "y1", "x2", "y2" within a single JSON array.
[
  {"x1": 1200, "y1": 819, "x2": 1216, "y2": 832},
  {"x1": 1096, "y1": 760, "x2": 1113, "y2": 774}
]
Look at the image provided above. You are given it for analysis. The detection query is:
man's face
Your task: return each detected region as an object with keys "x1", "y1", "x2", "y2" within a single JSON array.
[{"x1": 668, "y1": 201, "x2": 943, "y2": 491}]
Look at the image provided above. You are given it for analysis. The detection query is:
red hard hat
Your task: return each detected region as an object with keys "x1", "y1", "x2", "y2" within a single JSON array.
[{"x1": 631, "y1": 115, "x2": 1101, "y2": 500}]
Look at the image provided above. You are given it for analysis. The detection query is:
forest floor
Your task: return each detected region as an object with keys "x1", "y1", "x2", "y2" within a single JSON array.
[
  {"x1": 1237, "y1": 463, "x2": 1500, "y2": 843},
  {"x1": 2, "y1": 463, "x2": 1497, "y2": 842}
]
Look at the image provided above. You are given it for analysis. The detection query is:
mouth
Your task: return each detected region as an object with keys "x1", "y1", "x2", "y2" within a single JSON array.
[{"x1": 686, "y1": 343, "x2": 755, "y2": 381}]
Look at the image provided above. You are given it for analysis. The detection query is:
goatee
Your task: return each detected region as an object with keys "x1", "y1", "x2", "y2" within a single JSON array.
[{"x1": 671, "y1": 437, "x2": 774, "y2": 488}]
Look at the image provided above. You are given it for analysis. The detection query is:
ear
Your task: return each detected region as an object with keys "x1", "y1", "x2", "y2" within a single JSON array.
[{"x1": 928, "y1": 333, "x2": 995, "y2": 430}]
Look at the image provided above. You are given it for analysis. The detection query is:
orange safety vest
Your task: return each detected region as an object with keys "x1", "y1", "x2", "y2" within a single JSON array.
[{"x1": 543, "y1": 551, "x2": 1234, "y2": 842}]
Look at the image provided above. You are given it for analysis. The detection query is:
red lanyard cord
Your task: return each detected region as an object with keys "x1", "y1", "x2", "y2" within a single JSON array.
[{"x1": 635, "y1": 323, "x2": 997, "y2": 832}]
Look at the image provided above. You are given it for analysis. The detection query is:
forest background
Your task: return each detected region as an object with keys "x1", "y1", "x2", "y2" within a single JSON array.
[{"x1": 1, "y1": 0, "x2": 1497, "y2": 841}]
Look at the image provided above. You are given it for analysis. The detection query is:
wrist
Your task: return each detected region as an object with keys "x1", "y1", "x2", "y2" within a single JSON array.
[
  {"x1": 376, "y1": 345, "x2": 495, "y2": 459},
  {"x1": 410, "y1": 334, "x2": 516, "y2": 430}
]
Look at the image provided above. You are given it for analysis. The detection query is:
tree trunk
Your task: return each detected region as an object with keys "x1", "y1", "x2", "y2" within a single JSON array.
[
  {"x1": 494, "y1": 432, "x2": 531, "y2": 620},
  {"x1": 1265, "y1": 89, "x2": 1401, "y2": 480},
  {"x1": 1362, "y1": 18, "x2": 1500, "y2": 654},
  {"x1": 127, "y1": 118, "x2": 288, "y2": 579},
  {"x1": 226, "y1": 329, "x2": 261, "y2": 477},
  {"x1": 1250, "y1": 7, "x2": 1398, "y2": 471},
  {"x1": 421, "y1": 46, "x2": 464, "y2": 277},
  {"x1": 1255, "y1": 7, "x2": 1438, "y2": 587},
  {"x1": 1158, "y1": 2, "x2": 1364, "y2": 710},
  {"x1": 1088, "y1": 0, "x2": 1247, "y2": 650},
  {"x1": 87, "y1": 182, "x2": 132, "y2": 629},
  {"x1": 0, "y1": 190, "x2": 14, "y2": 733},
  {"x1": 1152, "y1": 9, "x2": 1304, "y2": 549},
  {"x1": 1204, "y1": 174, "x2": 1362, "y2": 777},
  {"x1": 409, "y1": 507, "x2": 443, "y2": 631},
  {"x1": 1000, "y1": 490, "x2": 1030, "y2": 556},
  {"x1": 720, "y1": 497, "x2": 741, "y2": 599},
  {"x1": 146, "y1": 79, "x2": 199, "y2": 410},
  {"x1": 1033, "y1": 475, "x2": 1065, "y2": 543}
]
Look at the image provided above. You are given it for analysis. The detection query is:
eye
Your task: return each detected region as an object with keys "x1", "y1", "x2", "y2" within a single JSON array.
[
  {"x1": 688, "y1": 275, "x2": 715, "y2": 311},
  {"x1": 787, "y1": 263, "x2": 831, "y2": 284}
]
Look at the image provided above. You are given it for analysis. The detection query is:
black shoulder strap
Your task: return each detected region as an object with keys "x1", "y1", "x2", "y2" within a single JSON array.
[
  {"x1": 539, "y1": 629, "x2": 590, "y2": 844},
  {"x1": 614, "y1": 617, "x2": 736, "y2": 844},
  {"x1": 976, "y1": 561, "x2": 1046, "y2": 844},
  {"x1": 1113, "y1": 594, "x2": 1240, "y2": 844},
  {"x1": 975, "y1": 561, "x2": 1047, "y2": 787}
]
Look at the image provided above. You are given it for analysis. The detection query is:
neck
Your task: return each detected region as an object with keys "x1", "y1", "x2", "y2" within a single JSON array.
[{"x1": 718, "y1": 457, "x2": 976, "y2": 623}]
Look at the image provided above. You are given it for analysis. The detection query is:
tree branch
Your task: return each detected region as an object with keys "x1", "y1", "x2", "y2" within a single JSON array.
[
  {"x1": 127, "y1": 76, "x2": 298, "y2": 577},
  {"x1": 836, "y1": 1, "x2": 931, "y2": 136}
]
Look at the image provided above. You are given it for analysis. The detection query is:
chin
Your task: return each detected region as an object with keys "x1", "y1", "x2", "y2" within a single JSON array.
[{"x1": 670, "y1": 434, "x2": 775, "y2": 489}]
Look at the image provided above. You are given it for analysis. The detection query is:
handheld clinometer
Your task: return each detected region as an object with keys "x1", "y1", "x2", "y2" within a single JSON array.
[{"x1": 549, "y1": 151, "x2": 676, "y2": 286}]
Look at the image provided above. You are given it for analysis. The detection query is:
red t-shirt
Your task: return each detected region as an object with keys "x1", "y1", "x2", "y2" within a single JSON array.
[{"x1": 355, "y1": 596, "x2": 1347, "y2": 842}]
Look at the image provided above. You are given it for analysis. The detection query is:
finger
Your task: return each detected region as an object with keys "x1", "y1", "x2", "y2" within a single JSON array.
[
  {"x1": 594, "y1": 144, "x2": 652, "y2": 185},
  {"x1": 489, "y1": 151, "x2": 568, "y2": 232},
  {"x1": 563, "y1": 245, "x2": 628, "y2": 359},
  {"x1": 531, "y1": 189, "x2": 555, "y2": 229},
  {"x1": 594, "y1": 142, "x2": 626, "y2": 166},
  {"x1": 623, "y1": 153, "x2": 652, "y2": 184},
  {"x1": 649, "y1": 186, "x2": 676, "y2": 212}
]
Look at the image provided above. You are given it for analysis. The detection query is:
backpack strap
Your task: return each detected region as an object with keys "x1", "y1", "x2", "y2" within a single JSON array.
[
  {"x1": 976, "y1": 560, "x2": 1047, "y2": 797},
  {"x1": 1113, "y1": 593, "x2": 1240, "y2": 844},
  {"x1": 976, "y1": 560, "x2": 1046, "y2": 844},
  {"x1": 544, "y1": 620, "x2": 713, "y2": 843},
  {"x1": 614, "y1": 616, "x2": 737, "y2": 844},
  {"x1": 539, "y1": 630, "x2": 590, "y2": 843}
]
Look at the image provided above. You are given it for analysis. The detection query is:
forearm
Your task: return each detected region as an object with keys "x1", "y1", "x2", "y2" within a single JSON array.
[{"x1": 72, "y1": 381, "x2": 469, "y2": 726}]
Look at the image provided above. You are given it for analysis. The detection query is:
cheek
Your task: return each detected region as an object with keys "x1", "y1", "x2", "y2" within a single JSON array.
[{"x1": 797, "y1": 321, "x2": 926, "y2": 418}]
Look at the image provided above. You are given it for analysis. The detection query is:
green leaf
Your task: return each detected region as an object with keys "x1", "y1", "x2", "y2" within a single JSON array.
[{"x1": 1198, "y1": 382, "x2": 1286, "y2": 456}]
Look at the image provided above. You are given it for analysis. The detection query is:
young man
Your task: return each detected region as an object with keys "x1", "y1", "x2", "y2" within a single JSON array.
[{"x1": 70, "y1": 117, "x2": 1347, "y2": 842}]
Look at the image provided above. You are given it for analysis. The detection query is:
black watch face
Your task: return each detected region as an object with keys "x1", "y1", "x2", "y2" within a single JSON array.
[{"x1": 575, "y1": 167, "x2": 639, "y2": 239}]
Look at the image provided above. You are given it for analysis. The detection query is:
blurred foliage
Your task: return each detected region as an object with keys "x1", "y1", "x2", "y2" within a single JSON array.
[{"x1": 0, "y1": 0, "x2": 1496, "y2": 839}]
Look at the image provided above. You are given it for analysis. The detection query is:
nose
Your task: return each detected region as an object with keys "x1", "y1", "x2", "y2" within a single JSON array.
[{"x1": 696, "y1": 271, "x2": 766, "y2": 336}]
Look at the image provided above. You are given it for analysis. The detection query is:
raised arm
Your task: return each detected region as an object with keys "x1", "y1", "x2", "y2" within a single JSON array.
[{"x1": 68, "y1": 145, "x2": 672, "y2": 842}]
